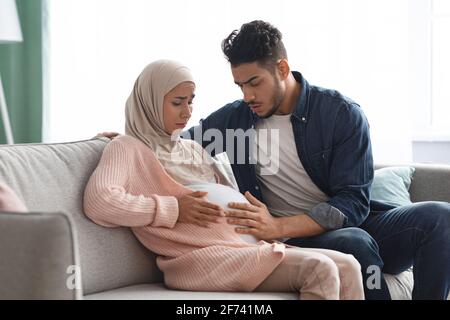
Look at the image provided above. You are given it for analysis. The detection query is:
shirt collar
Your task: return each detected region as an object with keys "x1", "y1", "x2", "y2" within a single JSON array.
[{"x1": 291, "y1": 71, "x2": 310, "y2": 122}]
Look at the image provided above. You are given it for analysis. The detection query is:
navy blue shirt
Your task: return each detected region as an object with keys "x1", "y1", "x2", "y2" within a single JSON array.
[{"x1": 186, "y1": 72, "x2": 389, "y2": 229}]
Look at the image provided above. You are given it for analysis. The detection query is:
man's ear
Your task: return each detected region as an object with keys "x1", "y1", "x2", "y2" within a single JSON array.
[{"x1": 277, "y1": 59, "x2": 290, "y2": 80}]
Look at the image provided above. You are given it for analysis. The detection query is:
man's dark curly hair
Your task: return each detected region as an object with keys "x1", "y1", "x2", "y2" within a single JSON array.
[{"x1": 222, "y1": 20, "x2": 287, "y2": 70}]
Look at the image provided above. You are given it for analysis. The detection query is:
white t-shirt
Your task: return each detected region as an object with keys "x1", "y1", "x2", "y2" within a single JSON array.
[
  {"x1": 187, "y1": 183, "x2": 259, "y2": 244},
  {"x1": 254, "y1": 114, "x2": 329, "y2": 217}
]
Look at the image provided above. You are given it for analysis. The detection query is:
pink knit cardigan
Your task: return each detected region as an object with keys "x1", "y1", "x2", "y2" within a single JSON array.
[{"x1": 84, "y1": 135, "x2": 285, "y2": 291}]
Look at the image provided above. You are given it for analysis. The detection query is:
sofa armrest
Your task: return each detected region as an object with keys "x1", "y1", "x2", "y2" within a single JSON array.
[{"x1": 0, "y1": 211, "x2": 82, "y2": 300}]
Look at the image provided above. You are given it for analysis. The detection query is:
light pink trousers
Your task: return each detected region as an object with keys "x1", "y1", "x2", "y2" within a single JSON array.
[{"x1": 255, "y1": 247, "x2": 365, "y2": 300}]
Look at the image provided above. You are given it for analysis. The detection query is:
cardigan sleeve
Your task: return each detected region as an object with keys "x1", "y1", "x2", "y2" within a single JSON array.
[{"x1": 83, "y1": 139, "x2": 179, "y2": 229}]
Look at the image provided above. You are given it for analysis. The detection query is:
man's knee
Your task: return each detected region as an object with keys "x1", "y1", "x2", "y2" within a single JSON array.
[
  {"x1": 429, "y1": 202, "x2": 450, "y2": 220},
  {"x1": 413, "y1": 202, "x2": 450, "y2": 231},
  {"x1": 333, "y1": 228, "x2": 383, "y2": 267}
]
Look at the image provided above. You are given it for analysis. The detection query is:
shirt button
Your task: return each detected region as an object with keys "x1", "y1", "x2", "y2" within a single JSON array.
[{"x1": 255, "y1": 186, "x2": 260, "y2": 190}]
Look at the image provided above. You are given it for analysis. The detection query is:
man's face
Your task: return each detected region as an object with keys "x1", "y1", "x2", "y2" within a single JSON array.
[{"x1": 231, "y1": 62, "x2": 285, "y2": 118}]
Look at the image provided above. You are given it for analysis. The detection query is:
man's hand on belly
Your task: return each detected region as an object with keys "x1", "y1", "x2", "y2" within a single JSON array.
[
  {"x1": 226, "y1": 191, "x2": 326, "y2": 240},
  {"x1": 225, "y1": 191, "x2": 282, "y2": 241}
]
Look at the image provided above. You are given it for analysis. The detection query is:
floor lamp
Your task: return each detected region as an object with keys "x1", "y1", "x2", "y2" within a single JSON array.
[{"x1": 0, "y1": 0, "x2": 23, "y2": 144}]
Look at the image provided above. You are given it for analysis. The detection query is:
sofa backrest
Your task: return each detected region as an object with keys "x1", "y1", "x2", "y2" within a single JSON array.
[{"x1": 0, "y1": 138, "x2": 162, "y2": 295}]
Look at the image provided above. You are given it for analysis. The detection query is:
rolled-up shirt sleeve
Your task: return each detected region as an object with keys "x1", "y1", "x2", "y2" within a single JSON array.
[{"x1": 307, "y1": 202, "x2": 348, "y2": 230}]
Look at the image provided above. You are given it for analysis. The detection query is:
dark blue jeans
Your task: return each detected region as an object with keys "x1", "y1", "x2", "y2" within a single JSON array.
[{"x1": 285, "y1": 201, "x2": 450, "y2": 300}]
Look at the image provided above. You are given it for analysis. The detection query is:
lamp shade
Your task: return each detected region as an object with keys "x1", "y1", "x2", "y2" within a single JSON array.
[{"x1": 0, "y1": 0, "x2": 23, "y2": 43}]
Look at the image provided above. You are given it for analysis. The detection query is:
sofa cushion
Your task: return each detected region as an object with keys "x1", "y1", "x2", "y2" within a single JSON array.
[
  {"x1": 384, "y1": 269, "x2": 413, "y2": 300},
  {"x1": 371, "y1": 166, "x2": 415, "y2": 207},
  {"x1": 0, "y1": 138, "x2": 162, "y2": 295}
]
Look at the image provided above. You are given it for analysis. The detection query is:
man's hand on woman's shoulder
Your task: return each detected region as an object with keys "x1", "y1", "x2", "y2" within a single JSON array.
[{"x1": 94, "y1": 132, "x2": 121, "y2": 140}]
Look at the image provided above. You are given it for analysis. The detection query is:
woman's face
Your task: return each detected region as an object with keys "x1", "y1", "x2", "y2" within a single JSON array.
[{"x1": 163, "y1": 81, "x2": 195, "y2": 135}]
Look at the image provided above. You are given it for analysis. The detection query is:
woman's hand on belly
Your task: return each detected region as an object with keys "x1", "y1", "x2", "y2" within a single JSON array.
[{"x1": 177, "y1": 191, "x2": 225, "y2": 228}]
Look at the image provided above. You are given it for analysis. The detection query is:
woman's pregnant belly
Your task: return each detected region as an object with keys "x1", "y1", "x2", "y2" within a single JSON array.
[{"x1": 186, "y1": 183, "x2": 259, "y2": 244}]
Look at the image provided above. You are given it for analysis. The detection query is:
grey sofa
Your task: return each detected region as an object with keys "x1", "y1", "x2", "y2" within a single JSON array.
[{"x1": 0, "y1": 138, "x2": 449, "y2": 300}]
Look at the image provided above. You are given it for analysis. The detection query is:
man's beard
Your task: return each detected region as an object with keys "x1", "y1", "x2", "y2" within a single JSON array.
[{"x1": 260, "y1": 81, "x2": 284, "y2": 119}]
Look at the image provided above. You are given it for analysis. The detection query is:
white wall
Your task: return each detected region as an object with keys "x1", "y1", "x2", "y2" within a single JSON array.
[{"x1": 45, "y1": 0, "x2": 414, "y2": 163}]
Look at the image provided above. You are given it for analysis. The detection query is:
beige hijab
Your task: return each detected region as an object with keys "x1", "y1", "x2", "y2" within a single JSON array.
[{"x1": 125, "y1": 59, "x2": 217, "y2": 185}]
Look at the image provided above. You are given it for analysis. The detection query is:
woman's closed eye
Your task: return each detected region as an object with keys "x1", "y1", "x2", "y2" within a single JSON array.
[{"x1": 172, "y1": 99, "x2": 194, "y2": 107}]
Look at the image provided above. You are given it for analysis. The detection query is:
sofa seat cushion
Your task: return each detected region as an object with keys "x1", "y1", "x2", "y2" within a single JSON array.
[
  {"x1": 384, "y1": 269, "x2": 413, "y2": 300},
  {"x1": 85, "y1": 270, "x2": 417, "y2": 300},
  {"x1": 84, "y1": 283, "x2": 298, "y2": 300}
]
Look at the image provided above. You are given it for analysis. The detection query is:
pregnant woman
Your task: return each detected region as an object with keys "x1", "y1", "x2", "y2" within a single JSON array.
[{"x1": 84, "y1": 60, "x2": 364, "y2": 299}]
